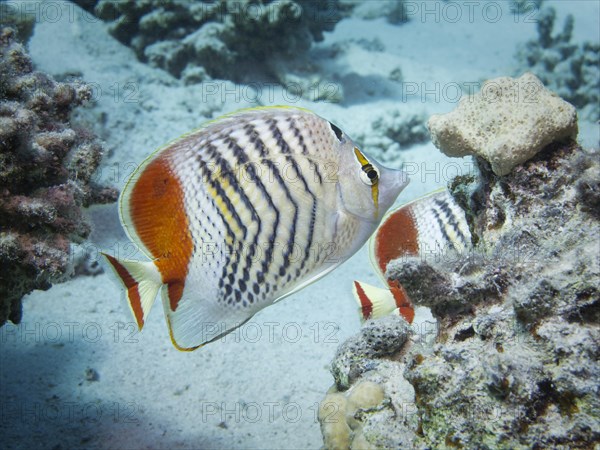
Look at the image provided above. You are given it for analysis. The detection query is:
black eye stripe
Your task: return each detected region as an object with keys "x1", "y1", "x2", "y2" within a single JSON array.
[
  {"x1": 361, "y1": 163, "x2": 375, "y2": 173},
  {"x1": 360, "y1": 162, "x2": 379, "y2": 184},
  {"x1": 329, "y1": 122, "x2": 343, "y2": 141}
]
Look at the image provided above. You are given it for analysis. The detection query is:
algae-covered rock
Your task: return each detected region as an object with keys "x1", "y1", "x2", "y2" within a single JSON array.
[
  {"x1": 397, "y1": 142, "x2": 599, "y2": 449},
  {"x1": 330, "y1": 315, "x2": 410, "y2": 390},
  {"x1": 0, "y1": 28, "x2": 117, "y2": 326},
  {"x1": 321, "y1": 82, "x2": 599, "y2": 448}
]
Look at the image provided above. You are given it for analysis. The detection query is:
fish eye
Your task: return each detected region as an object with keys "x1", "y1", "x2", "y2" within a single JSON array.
[
  {"x1": 329, "y1": 122, "x2": 343, "y2": 141},
  {"x1": 359, "y1": 163, "x2": 379, "y2": 186}
]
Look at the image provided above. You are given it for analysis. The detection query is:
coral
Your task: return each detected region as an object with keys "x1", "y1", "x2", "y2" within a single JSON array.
[
  {"x1": 510, "y1": 0, "x2": 544, "y2": 15},
  {"x1": 345, "y1": 0, "x2": 412, "y2": 24},
  {"x1": 0, "y1": 3, "x2": 35, "y2": 44},
  {"x1": 319, "y1": 381, "x2": 387, "y2": 450},
  {"x1": 73, "y1": 0, "x2": 342, "y2": 89},
  {"x1": 0, "y1": 28, "x2": 117, "y2": 326},
  {"x1": 322, "y1": 316, "x2": 424, "y2": 449},
  {"x1": 319, "y1": 391, "x2": 351, "y2": 449},
  {"x1": 320, "y1": 102, "x2": 599, "y2": 447},
  {"x1": 516, "y1": 7, "x2": 600, "y2": 121},
  {"x1": 428, "y1": 72, "x2": 578, "y2": 176},
  {"x1": 355, "y1": 109, "x2": 429, "y2": 162},
  {"x1": 321, "y1": 315, "x2": 429, "y2": 448},
  {"x1": 331, "y1": 314, "x2": 411, "y2": 390}
]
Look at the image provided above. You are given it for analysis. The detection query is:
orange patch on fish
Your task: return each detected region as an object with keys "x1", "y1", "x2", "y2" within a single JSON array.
[
  {"x1": 374, "y1": 206, "x2": 419, "y2": 275},
  {"x1": 129, "y1": 154, "x2": 193, "y2": 311}
]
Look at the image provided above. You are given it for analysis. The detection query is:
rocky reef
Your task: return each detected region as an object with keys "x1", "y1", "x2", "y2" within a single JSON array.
[
  {"x1": 0, "y1": 27, "x2": 117, "y2": 326},
  {"x1": 319, "y1": 76, "x2": 599, "y2": 448},
  {"x1": 516, "y1": 6, "x2": 600, "y2": 121},
  {"x1": 73, "y1": 0, "x2": 343, "y2": 89}
]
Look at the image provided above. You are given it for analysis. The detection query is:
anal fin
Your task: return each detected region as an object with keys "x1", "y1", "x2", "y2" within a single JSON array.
[{"x1": 161, "y1": 281, "x2": 255, "y2": 352}]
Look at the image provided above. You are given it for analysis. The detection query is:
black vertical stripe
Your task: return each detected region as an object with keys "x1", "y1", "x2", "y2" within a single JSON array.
[
  {"x1": 269, "y1": 118, "x2": 318, "y2": 272},
  {"x1": 198, "y1": 144, "x2": 249, "y2": 304},
  {"x1": 224, "y1": 134, "x2": 268, "y2": 302},
  {"x1": 434, "y1": 198, "x2": 468, "y2": 247},
  {"x1": 264, "y1": 119, "x2": 303, "y2": 276},
  {"x1": 204, "y1": 144, "x2": 247, "y2": 239},
  {"x1": 195, "y1": 154, "x2": 237, "y2": 296},
  {"x1": 430, "y1": 205, "x2": 453, "y2": 249},
  {"x1": 241, "y1": 122, "x2": 281, "y2": 282},
  {"x1": 244, "y1": 123, "x2": 268, "y2": 158},
  {"x1": 286, "y1": 117, "x2": 324, "y2": 185}
]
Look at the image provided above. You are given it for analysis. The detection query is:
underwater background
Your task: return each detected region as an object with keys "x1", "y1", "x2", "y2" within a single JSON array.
[{"x1": 1, "y1": 1, "x2": 598, "y2": 449}]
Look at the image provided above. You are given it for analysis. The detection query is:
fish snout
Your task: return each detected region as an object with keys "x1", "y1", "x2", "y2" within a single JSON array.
[{"x1": 379, "y1": 166, "x2": 409, "y2": 212}]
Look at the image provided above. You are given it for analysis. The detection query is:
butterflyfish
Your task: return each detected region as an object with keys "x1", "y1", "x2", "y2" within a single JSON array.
[
  {"x1": 353, "y1": 189, "x2": 471, "y2": 324},
  {"x1": 103, "y1": 106, "x2": 409, "y2": 350}
]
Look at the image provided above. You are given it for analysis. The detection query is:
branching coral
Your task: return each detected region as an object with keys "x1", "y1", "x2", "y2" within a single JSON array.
[
  {"x1": 510, "y1": 0, "x2": 544, "y2": 15},
  {"x1": 0, "y1": 2, "x2": 35, "y2": 44},
  {"x1": 516, "y1": 7, "x2": 600, "y2": 121},
  {"x1": 73, "y1": 0, "x2": 342, "y2": 86},
  {"x1": 346, "y1": 0, "x2": 412, "y2": 25},
  {"x1": 0, "y1": 27, "x2": 117, "y2": 326},
  {"x1": 355, "y1": 109, "x2": 429, "y2": 163}
]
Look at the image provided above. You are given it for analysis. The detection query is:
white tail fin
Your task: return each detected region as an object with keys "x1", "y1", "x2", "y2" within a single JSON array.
[
  {"x1": 352, "y1": 281, "x2": 398, "y2": 322},
  {"x1": 102, "y1": 253, "x2": 163, "y2": 330}
]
